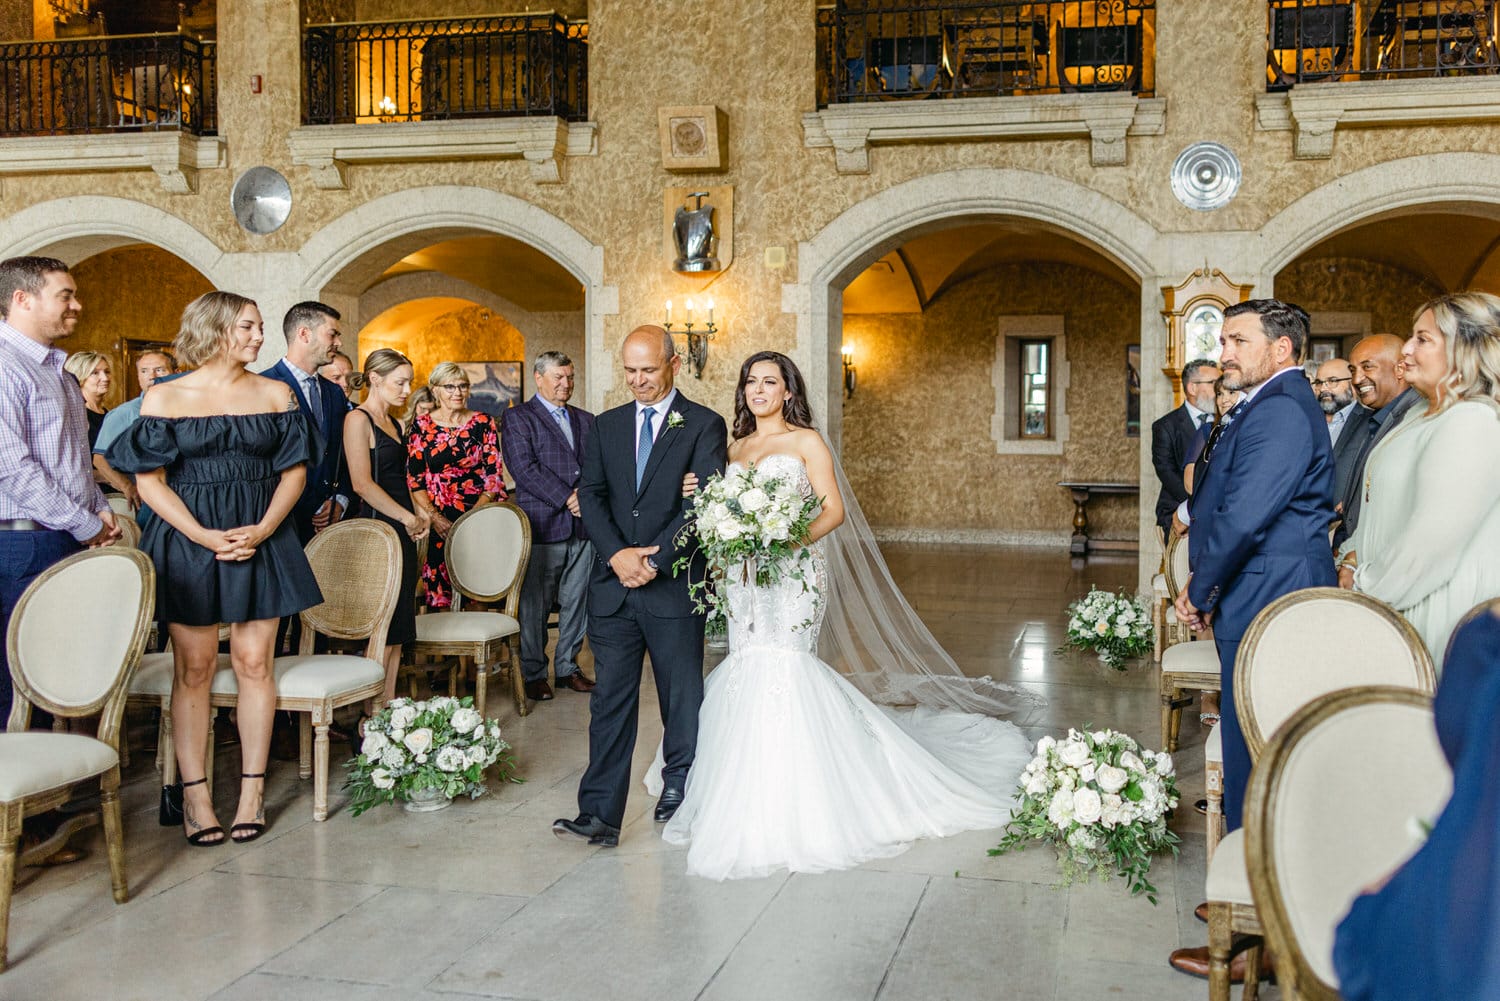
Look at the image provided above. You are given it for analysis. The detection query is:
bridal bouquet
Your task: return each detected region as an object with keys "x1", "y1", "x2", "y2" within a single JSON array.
[
  {"x1": 991, "y1": 728, "x2": 1180, "y2": 903},
  {"x1": 1062, "y1": 588, "x2": 1153, "y2": 669},
  {"x1": 344, "y1": 696, "x2": 519, "y2": 816},
  {"x1": 673, "y1": 462, "x2": 822, "y2": 620}
]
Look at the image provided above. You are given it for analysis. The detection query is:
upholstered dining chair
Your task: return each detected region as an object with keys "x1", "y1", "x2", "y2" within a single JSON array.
[
  {"x1": 411, "y1": 502, "x2": 532, "y2": 719},
  {"x1": 0, "y1": 547, "x2": 154, "y2": 972},
  {"x1": 1158, "y1": 530, "x2": 1220, "y2": 751},
  {"x1": 108, "y1": 515, "x2": 141, "y2": 550},
  {"x1": 275, "y1": 518, "x2": 401, "y2": 822},
  {"x1": 1245, "y1": 686, "x2": 1450, "y2": 1001},
  {"x1": 1201, "y1": 587, "x2": 1435, "y2": 1001},
  {"x1": 105, "y1": 494, "x2": 135, "y2": 520}
]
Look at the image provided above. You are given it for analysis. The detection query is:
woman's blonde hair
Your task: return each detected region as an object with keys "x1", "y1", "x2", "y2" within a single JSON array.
[
  {"x1": 408, "y1": 386, "x2": 436, "y2": 414},
  {"x1": 1414, "y1": 292, "x2": 1500, "y2": 411},
  {"x1": 63, "y1": 350, "x2": 108, "y2": 386},
  {"x1": 355, "y1": 348, "x2": 412, "y2": 394},
  {"x1": 428, "y1": 361, "x2": 469, "y2": 391},
  {"x1": 175, "y1": 291, "x2": 256, "y2": 367}
]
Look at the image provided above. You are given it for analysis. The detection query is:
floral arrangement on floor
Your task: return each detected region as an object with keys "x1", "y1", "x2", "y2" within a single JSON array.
[
  {"x1": 1062, "y1": 588, "x2": 1153, "y2": 670},
  {"x1": 674, "y1": 462, "x2": 822, "y2": 621},
  {"x1": 344, "y1": 696, "x2": 519, "y2": 816},
  {"x1": 990, "y1": 728, "x2": 1180, "y2": 903}
]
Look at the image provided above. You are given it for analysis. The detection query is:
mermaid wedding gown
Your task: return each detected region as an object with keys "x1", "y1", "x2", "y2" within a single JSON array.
[{"x1": 646, "y1": 454, "x2": 1033, "y2": 881}]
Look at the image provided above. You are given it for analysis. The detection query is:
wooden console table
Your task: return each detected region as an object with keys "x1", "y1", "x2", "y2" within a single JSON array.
[{"x1": 1058, "y1": 481, "x2": 1139, "y2": 556}]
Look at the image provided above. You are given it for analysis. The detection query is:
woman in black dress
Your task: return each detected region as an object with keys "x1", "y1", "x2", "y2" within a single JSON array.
[
  {"x1": 63, "y1": 350, "x2": 111, "y2": 449},
  {"x1": 343, "y1": 348, "x2": 429, "y2": 704},
  {"x1": 107, "y1": 291, "x2": 322, "y2": 847}
]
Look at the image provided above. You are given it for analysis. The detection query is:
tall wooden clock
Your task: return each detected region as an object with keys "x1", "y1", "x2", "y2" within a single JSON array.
[{"x1": 1160, "y1": 268, "x2": 1255, "y2": 404}]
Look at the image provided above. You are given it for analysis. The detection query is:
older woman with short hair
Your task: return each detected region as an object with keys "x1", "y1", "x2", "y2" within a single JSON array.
[
  {"x1": 406, "y1": 361, "x2": 505, "y2": 608},
  {"x1": 1339, "y1": 291, "x2": 1500, "y2": 663},
  {"x1": 64, "y1": 350, "x2": 111, "y2": 449}
]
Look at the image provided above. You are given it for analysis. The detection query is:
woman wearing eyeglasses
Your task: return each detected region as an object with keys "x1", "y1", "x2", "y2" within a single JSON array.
[{"x1": 406, "y1": 361, "x2": 505, "y2": 608}]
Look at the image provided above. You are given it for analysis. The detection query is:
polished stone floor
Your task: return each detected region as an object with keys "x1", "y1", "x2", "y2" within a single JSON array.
[{"x1": 4, "y1": 546, "x2": 1271, "y2": 1001}]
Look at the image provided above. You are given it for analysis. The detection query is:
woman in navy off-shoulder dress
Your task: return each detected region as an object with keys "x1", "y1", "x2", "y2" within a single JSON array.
[{"x1": 107, "y1": 291, "x2": 322, "y2": 848}]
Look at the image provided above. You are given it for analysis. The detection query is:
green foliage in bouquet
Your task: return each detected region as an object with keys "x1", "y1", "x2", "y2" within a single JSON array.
[
  {"x1": 1062, "y1": 588, "x2": 1154, "y2": 670},
  {"x1": 343, "y1": 696, "x2": 520, "y2": 817}
]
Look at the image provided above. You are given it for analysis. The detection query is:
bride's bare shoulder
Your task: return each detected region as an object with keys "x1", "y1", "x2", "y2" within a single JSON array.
[{"x1": 791, "y1": 427, "x2": 830, "y2": 462}]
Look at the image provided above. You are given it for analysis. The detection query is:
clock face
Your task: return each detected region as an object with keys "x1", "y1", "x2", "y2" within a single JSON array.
[{"x1": 1186, "y1": 303, "x2": 1225, "y2": 362}]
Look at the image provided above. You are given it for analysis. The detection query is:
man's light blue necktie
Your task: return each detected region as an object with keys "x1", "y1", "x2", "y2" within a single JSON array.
[
  {"x1": 636, "y1": 407, "x2": 655, "y2": 490},
  {"x1": 553, "y1": 406, "x2": 574, "y2": 448}
]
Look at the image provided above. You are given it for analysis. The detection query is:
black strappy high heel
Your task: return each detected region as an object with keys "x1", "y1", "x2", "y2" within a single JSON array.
[
  {"x1": 230, "y1": 772, "x2": 267, "y2": 844},
  {"x1": 180, "y1": 777, "x2": 225, "y2": 847}
]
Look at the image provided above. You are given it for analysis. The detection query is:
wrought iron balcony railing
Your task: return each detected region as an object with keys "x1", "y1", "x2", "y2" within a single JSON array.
[
  {"x1": 1268, "y1": 0, "x2": 1500, "y2": 89},
  {"x1": 303, "y1": 13, "x2": 588, "y2": 125},
  {"x1": 816, "y1": 0, "x2": 1156, "y2": 106},
  {"x1": 0, "y1": 31, "x2": 217, "y2": 137}
]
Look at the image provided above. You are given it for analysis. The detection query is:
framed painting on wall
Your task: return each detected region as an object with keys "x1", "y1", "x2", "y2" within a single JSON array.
[
  {"x1": 117, "y1": 337, "x2": 176, "y2": 399},
  {"x1": 1126, "y1": 343, "x2": 1141, "y2": 437},
  {"x1": 458, "y1": 361, "x2": 522, "y2": 417}
]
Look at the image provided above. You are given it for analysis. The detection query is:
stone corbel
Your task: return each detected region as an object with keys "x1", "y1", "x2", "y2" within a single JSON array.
[
  {"x1": 520, "y1": 119, "x2": 569, "y2": 184},
  {"x1": 1293, "y1": 112, "x2": 1343, "y2": 160},
  {"x1": 302, "y1": 157, "x2": 350, "y2": 190}
]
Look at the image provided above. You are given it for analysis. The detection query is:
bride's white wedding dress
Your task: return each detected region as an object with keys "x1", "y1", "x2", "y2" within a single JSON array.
[{"x1": 646, "y1": 454, "x2": 1033, "y2": 881}]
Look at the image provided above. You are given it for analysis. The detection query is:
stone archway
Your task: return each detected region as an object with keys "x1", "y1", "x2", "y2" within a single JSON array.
[
  {"x1": 296, "y1": 186, "x2": 617, "y2": 411},
  {"x1": 782, "y1": 168, "x2": 1164, "y2": 446},
  {"x1": 0, "y1": 195, "x2": 225, "y2": 281}
]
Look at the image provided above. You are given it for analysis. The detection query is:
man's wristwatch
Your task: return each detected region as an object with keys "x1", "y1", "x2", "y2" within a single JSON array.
[{"x1": 644, "y1": 556, "x2": 659, "y2": 572}]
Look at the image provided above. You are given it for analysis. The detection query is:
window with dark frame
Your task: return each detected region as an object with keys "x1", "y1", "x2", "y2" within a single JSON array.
[{"x1": 1019, "y1": 338, "x2": 1051, "y2": 439}]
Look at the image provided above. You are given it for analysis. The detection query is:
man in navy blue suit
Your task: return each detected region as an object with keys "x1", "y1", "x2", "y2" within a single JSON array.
[
  {"x1": 553, "y1": 326, "x2": 726, "y2": 846},
  {"x1": 1169, "y1": 298, "x2": 1335, "y2": 981},
  {"x1": 263, "y1": 302, "x2": 351, "y2": 543},
  {"x1": 501, "y1": 350, "x2": 596, "y2": 703}
]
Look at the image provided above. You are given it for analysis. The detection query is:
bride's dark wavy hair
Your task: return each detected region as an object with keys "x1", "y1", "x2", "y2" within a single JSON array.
[{"x1": 733, "y1": 351, "x2": 817, "y2": 440}]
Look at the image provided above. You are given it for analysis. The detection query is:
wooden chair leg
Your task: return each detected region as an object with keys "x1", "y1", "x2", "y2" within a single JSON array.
[
  {"x1": 475, "y1": 659, "x2": 488, "y2": 719},
  {"x1": 1208, "y1": 902, "x2": 1233, "y2": 1001},
  {"x1": 100, "y1": 770, "x2": 129, "y2": 904},
  {"x1": 1243, "y1": 941, "x2": 1263, "y2": 1000},
  {"x1": 203, "y1": 719, "x2": 215, "y2": 798},
  {"x1": 160, "y1": 703, "x2": 178, "y2": 785},
  {"x1": 510, "y1": 642, "x2": 528, "y2": 719},
  {"x1": 0, "y1": 801, "x2": 21, "y2": 973},
  {"x1": 1168, "y1": 694, "x2": 1184, "y2": 751},
  {"x1": 312, "y1": 711, "x2": 330, "y2": 822},
  {"x1": 1159, "y1": 692, "x2": 1174, "y2": 751},
  {"x1": 298, "y1": 713, "x2": 312, "y2": 780}
]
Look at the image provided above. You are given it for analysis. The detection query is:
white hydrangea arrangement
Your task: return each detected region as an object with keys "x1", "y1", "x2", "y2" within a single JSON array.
[
  {"x1": 673, "y1": 461, "x2": 821, "y2": 620},
  {"x1": 343, "y1": 696, "x2": 518, "y2": 816},
  {"x1": 1063, "y1": 588, "x2": 1153, "y2": 669},
  {"x1": 991, "y1": 728, "x2": 1180, "y2": 903}
]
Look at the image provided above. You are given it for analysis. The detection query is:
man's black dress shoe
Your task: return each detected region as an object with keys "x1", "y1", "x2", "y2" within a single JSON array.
[
  {"x1": 525, "y1": 680, "x2": 554, "y2": 701},
  {"x1": 654, "y1": 787, "x2": 685, "y2": 823},
  {"x1": 552, "y1": 814, "x2": 619, "y2": 847}
]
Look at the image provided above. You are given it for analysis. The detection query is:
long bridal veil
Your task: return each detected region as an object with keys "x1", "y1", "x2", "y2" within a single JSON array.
[{"x1": 815, "y1": 438, "x2": 1045, "y2": 721}]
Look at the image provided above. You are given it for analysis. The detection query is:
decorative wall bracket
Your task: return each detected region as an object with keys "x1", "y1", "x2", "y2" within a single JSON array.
[
  {"x1": 1256, "y1": 78, "x2": 1500, "y2": 160},
  {"x1": 0, "y1": 133, "x2": 223, "y2": 195}
]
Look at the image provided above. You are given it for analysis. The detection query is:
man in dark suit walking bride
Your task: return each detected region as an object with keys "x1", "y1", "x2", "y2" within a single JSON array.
[{"x1": 554, "y1": 325, "x2": 727, "y2": 847}]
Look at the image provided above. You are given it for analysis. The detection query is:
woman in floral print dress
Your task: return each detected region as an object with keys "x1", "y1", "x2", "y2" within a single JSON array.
[{"x1": 406, "y1": 361, "x2": 506, "y2": 608}]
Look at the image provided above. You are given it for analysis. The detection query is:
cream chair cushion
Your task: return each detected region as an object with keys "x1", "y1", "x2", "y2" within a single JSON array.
[
  {"x1": 273, "y1": 655, "x2": 385, "y2": 698},
  {"x1": 0, "y1": 733, "x2": 119, "y2": 800},
  {"x1": 1206, "y1": 828, "x2": 1251, "y2": 905},
  {"x1": 1162, "y1": 641, "x2": 1218, "y2": 674},
  {"x1": 129, "y1": 652, "x2": 237, "y2": 697},
  {"x1": 414, "y1": 611, "x2": 519, "y2": 643}
]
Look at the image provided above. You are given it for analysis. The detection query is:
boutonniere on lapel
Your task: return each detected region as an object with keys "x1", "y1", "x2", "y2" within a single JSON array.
[{"x1": 665, "y1": 410, "x2": 685, "y2": 431}]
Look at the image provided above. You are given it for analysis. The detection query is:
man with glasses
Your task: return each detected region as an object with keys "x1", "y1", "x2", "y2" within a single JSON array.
[
  {"x1": 1152, "y1": 358, "x2": 1220, "y2": 534},
  {"x1": 1312, "y1": 357, "x2": 1358, "y2": 445}
]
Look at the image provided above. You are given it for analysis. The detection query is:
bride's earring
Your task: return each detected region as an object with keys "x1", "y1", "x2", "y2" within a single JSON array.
[{"x1": 783, "y1": 397, "x2": 793, "y2": 418}]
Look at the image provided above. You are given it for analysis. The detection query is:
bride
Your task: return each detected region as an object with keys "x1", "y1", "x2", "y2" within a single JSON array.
[{"x1": 647, "y1": 351, "x2": 1040, "y2": 881}]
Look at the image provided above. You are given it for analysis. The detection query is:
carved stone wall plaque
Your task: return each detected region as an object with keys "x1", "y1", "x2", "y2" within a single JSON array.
[{"x1": 658, "y1": 105, "x2": 728, "y2": 172}]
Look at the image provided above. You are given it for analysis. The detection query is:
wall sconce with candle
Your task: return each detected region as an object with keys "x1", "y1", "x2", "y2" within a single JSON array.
[
  {"x1": 663, "y1": 297, "x2": 717, "y2": 379},
  {"x1": 842, "y1": 343, "x2": 857, "y2": 398}
]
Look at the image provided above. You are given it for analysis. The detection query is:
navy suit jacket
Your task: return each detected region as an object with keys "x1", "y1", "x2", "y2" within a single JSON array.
[
  {"x1": 263, "y1": 358, "x2": 350, "y2": 540},
  {"x1": 578, "y1": 393, "x2": 727, "y2": 619},
  {"x1": 1187, "y1": 368, "x2": 1337, "y2": 642},
  {"x1": 501, "y1": 395, "x2": 595, "y2": 545}
]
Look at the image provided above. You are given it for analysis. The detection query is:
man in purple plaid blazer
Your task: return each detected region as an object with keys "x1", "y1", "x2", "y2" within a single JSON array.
[{"x1": 501, "y1": 351, "x2": 596, "y2": 703}]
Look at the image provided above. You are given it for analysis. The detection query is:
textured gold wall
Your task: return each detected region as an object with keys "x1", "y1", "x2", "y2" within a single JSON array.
[
  {"x1": 1276, "y1": 257, "x2": 1444, "y2": 339},
  {"x1": 842, "y1": 263, "x2": 1139, "y2": 540},
  {"x1": 67, "y1": 246, "x2": 214, "y2": 407},
  {"x1": 357, "y1": 304, "x2": 526, "y2": 390}
]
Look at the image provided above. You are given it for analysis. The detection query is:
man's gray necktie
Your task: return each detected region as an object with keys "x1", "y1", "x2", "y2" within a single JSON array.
[
  {"x1": 304, "y1": 372, "x2": 322, "y2": 419},
  {"x1": 553, "y1": 406, "x2": 574, "y2": 448},
  {"x1": 636, "y1": 407, "x2": 656, "y2": 490}
]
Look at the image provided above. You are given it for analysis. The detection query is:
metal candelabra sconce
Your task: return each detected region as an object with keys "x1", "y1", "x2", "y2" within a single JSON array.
[
  {"x1": 841, "y1": 343, "x2": 857, "y2": 398},
  {"x1": 663, "y1": 297, "x2": 716, "y2": 379}
]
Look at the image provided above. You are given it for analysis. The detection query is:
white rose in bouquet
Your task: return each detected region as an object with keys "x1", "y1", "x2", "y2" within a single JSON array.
[
  {"x1": 1153, "y1": 751, "x2": 1175, "y2": 776},
  {"x1": 1025, "y1": 771, "x2": 1049, "y2": 796},
  {"x1": 390, "y1": 705, "x2": 417, "y2": 731},
  {"x1": 1078, "y1": 762, "x2": 1097, "y2": 784},
  {"x1": 371, "y1": 768, "x2": 395, "y2": 790},
  {"x1": 717, "y1": 519, "x2": 744, "y2": 541},
  {"x1": 360, "y1": 730, "x2": 389, "y2": 758},
  {"x1": 465, "y1": 745, "x2": 488, "y2": 768},
  {"x1": 1072, "y1": 787, "x2": 1103, "y2": 825},
  {"x1": 450, "y1": 707, "x2": 482, "y2": 735},
  {"x1": 1047, "y1": 788, "x2": 1075, "y2": 827},
  {"x1": 1096, "y1": 764, "x2": 1129, "y2": 794},
  {"x1": 403, "y1": 728, "x2": 434, "y2": 755},
  {"x1": 761, "y1": 513, "x2": 791, "y2": 541},
  {"x1": 435, "y1": 745, "x2": 467, "y2": 772},
  {"x1": 738, "y1": 487, "x2": 770, "y2": 513},
  {"x1": 1058, "y1": 740, "x2": 1091, "y2": 768},
  {"x1": 1036, "y1": 735, "x2": 1057, "y2": 753},
  {"x1": 1119, "y1": 751, "x2": 1146, "y2": 774},
  {"x1": 1094, "y1": 620, "x2": 1110, "y2": 635},
  {"x1": 1114, "y1": 624, "x2": 1133, "y2": 639}
]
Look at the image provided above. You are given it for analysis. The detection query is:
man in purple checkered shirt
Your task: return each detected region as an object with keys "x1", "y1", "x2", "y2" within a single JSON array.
[{"x1": 0, "y1": 257, "x2": 121, "y2": 726}]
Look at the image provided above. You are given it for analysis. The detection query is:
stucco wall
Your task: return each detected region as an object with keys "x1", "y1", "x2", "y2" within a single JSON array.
[
  {"x1": 356, "y1": 304, "x2": 526, "y2": 394},
  {"x1": 1276, "y1": 257, "x2": 1444, "y2": 340}
]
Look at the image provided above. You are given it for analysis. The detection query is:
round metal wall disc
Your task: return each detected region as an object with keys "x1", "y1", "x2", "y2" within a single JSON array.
[{"x1": 230, "y1": 166, "x2": 293, "y2": 235}]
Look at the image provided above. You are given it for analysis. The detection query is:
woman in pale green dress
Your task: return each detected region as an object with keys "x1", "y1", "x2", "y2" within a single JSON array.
[{"x1": 1339, "y1": 291, "x2": 1500, "y2": 665}]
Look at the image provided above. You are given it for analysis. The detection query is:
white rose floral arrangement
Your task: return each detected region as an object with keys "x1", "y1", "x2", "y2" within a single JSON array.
[
  {"x1": 1062, "y1": 587, "x2": 1153, "y2": 670},
  {"x1": 343, "y1": 696, "x2": 519, "y2": 816},
  {"x1": 673, "y1": 461, "x2": 822, "y2": 621},
  {"x1": 991, "y1": 728, "x2": 1180, "y2": 903}
]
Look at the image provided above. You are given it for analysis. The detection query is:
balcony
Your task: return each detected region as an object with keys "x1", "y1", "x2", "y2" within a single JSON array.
[
  {"x1": 292, "y1": 12, "x2": 594, "y2": 187},
  {"x1": 807, "y1": 0, "x2": 1163, "y2": 172},
  {"x1": 0, "y1": 31, "x2": 221, "y2": 192},
  {"x1": 1258, "y1": 1, "x2": 1500, "y2": 158}
]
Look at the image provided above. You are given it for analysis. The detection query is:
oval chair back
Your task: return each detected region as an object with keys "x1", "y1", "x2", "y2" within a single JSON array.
[
  {"x1": 6, "y1": 547, "x2": 155, "y2": 742},
  {"x1": 1246, "y1": 687, "x2": 1451, "y2": 1000},
  {"x1": 1164, "y1": 530, "x2": 1191, "y2": 600},
  {"x1": 1234, "y1": 587, "x2": 1435, "y2": 761},
  {"x1": 105, "y1": 494, "x2": 135, "y2": 520},
  {"x1": 443, "y1": 502, "x2": 532, "y2": 612},
  {"x1": 298, "y1": 519, "x2": 401, "y2": 660},
  {"x1": 109, "y1": 516, "x2": 142, "y2": 550}
]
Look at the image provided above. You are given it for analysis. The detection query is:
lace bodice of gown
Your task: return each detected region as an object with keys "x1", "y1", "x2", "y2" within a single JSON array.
[{"x1": 723, "y1": 455, "x2": 827, "y2": 656}]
